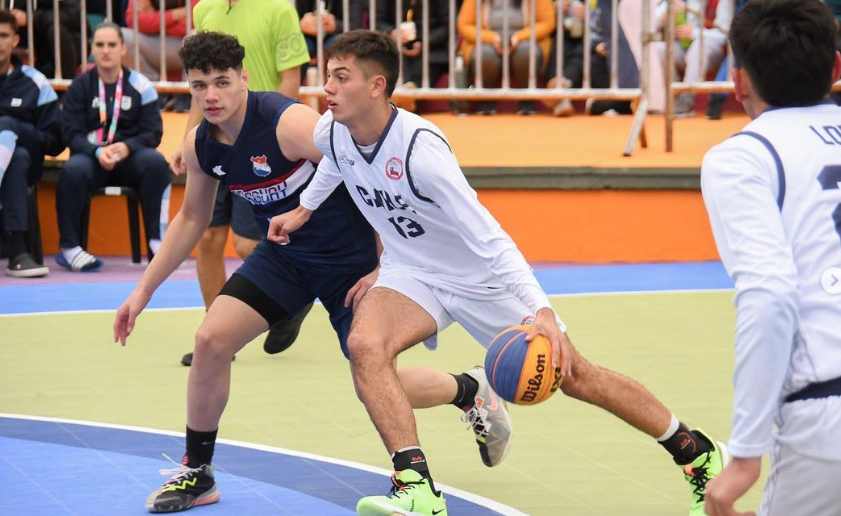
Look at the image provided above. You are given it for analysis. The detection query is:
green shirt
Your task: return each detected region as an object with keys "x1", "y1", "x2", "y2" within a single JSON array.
[{"x1": 194, "y1": 0, "x2": 309, "y2": 92}]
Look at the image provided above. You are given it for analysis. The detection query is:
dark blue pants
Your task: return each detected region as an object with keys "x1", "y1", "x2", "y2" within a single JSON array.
[
  {"x1": 0, "y1": 146, "x2": 31, "y2": 233},
  {"x1": 56, "y1": 147, "x2": 171, "y2": 249}
]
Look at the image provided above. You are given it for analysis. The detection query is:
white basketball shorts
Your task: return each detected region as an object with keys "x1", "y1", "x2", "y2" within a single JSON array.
[{"x1": 372, "y1": 267, "x2": 565, "y2": 350}]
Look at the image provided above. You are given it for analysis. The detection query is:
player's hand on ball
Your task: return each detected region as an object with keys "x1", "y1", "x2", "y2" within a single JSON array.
[
  {"x1": 268, "y1": 206, "x2": 313, "y2": 244},
  {"x1": 527, "y1": 307, "x2": 571, "y2": 378},
  {"x1": 705, "y1": 457, "x2": 760, "y2": 516},
  {"x1": 113, "y1": 289, "x2": 152, "y2": 346}
]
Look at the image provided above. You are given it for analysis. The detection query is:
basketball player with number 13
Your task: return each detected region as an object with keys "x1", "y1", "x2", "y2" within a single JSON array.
[{"x1": 269, "y1": 29, "x2": 726, "y2": 516}]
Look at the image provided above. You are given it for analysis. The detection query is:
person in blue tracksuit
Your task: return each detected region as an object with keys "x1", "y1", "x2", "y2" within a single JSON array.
[
  {"x1": 57, "y1": 22, "x2": 171, "y2": 271},
  {"x1": 0, "y1": 9, "x2": 63, "y2": 277}
]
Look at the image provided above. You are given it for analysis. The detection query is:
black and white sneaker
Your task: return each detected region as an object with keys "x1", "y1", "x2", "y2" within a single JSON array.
[
  {"x1": 146, "y1": 462, "x2": 220, "y2": 513},
  {"x1": 5, "y1": 253, "x2": 48, "y2": 278},
  {"x1": 462, "y1": 367, "x2": 513, "y2": 467}
]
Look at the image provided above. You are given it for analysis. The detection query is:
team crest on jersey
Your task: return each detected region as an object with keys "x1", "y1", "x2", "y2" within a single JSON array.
[
  {"x1": 250, "y1": 155, "x2": 272, "y2": 177},
  {"x1": 385, "y1": 157, "x2": 404, "y2": 180}
]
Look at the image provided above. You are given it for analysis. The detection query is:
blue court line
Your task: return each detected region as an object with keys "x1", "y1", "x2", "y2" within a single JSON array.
[
  {"x1": 0, "y1": 262, "x2": 733, "y2": 315},
  {"x1": 0, "y1": 416, "x2": 520, "y2": 516}
]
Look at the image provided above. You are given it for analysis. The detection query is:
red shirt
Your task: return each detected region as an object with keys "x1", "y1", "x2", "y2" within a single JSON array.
[{"x1": 124, "y1": 0, "x2": 201, "y2": 37}]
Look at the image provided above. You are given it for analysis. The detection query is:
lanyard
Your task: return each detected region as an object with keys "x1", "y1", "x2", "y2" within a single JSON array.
[{"x1": 97, "y1": 69, "x2": 123, "y2": 146}]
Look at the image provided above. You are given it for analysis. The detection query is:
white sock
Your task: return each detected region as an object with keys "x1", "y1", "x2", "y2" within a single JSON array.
[
  {"x1": 149, "y1": 239, "x2": 161, "y2": 254},
  {"x1": 61, "y1": 246, "x2": 83, "y2": 264},
  {"x1": 656, "y1": 414, "x2": 681, "y2": 442}
]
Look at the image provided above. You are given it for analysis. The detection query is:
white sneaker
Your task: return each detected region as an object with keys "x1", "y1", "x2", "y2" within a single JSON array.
[{"x1": 461, "y1": 367, "x2": 513, "y2": 467}]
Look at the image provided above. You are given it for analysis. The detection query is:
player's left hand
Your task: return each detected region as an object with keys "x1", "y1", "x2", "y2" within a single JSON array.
[
  {"x1": 705, "y1": 457, "x2": 761, "y2": 516},
  {"x1": 527, "y1": 307, "x2": 572, "y2": 378},
  {"x1": 344, "y1": 268, "x2": 379, "y2": 311}
]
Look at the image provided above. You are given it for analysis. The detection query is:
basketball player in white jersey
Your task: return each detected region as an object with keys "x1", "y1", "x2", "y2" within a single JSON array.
[
  {"x1": 269, "y1": 30, "x2": 725, "y2": 516},
  {"x1": 701, "y1": 1, "x2": 841, "y2": 515}
]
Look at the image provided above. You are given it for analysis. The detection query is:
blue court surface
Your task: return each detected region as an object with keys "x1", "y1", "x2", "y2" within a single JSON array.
[
  {"x1": 0, "y1": 415, "x2": 520, "y2": 516},
  {"x1": 0, "y1": 260, "x2": 736, "y2": 516},
  {"x1": 0, "y1": 261, "x2": 732, "y2": 314}
]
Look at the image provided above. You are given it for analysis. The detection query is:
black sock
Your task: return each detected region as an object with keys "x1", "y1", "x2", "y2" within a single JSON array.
[
  {"x1": 392, "y1": 446, "x2": 431, "y2": 477},
  {"x1": 450, "y1": 373, "x2": 479, "y2": 410},
  {"x1": 185, "y1": 426, "x2": 218, "y2": 467},
  {"x1": 659, "y1": 423, "x2": 713, "y2": 465},
  {"x1": 4, "y1": 231, "x2": 26, "y2": 260}
]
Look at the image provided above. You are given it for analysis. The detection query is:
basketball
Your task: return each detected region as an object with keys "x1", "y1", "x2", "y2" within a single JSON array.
[{"x1": 484, "y1": 325, "x2": 562, "y2": 405}]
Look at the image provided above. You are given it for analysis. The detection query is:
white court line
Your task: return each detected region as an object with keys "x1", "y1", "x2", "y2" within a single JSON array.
[
  {"x1": 0, "y1": 412, "x2": 531, "y2": 516},
  {"x1": 0, "y1": 288, "x2": 733, "y2": 319}
]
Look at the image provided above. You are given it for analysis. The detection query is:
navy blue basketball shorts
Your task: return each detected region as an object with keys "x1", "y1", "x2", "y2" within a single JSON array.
[
  {"x1": 209, "y1": 187, "x2": 262, "y2": 240},
  {"x1": 220, "y1": 239, "x2": 376, "y2": 358}
]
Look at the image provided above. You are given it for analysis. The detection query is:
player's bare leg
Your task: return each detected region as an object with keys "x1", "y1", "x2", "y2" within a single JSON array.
[
  {"x1": 398, "y1": 366, "x2": 457, "y2": 409},
  {"x1": 230, "y1": 233, "x2": 258, "y2": 261},
  {"x1": 347, "y1": 287, "x2": 436, "y2": 453},
  {"x1": 187, "y1": 295, "x2": 268, "y2": 430},
  {"x1": 559, "y1": 338, "x2": 673, "y2": 437},
  {"x1": 560, "y1": 335, "x2": 727, "y2": 516},
  {"x1": 184, "y1": 229, "x2": 261, "y2": 367},
  {"x1": 349, "y1": 287, "x2": 449, "y2": 516},
  {"x1": 196, "y1": 226, "x2": 230, "y2": 308},
  {"x1": 147, "y1": 295, "x2": 268, "y2": 513}
]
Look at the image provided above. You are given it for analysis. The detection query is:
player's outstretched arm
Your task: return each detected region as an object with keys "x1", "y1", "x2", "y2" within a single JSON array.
[{"x1": 113, "y1": 129, "x2": 219, "y2": 346}]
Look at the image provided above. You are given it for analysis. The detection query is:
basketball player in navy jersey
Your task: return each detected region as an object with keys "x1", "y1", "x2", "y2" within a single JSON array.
[
  {"x1": 113, "y1": 31, "x2": 512, "y2": 513},
  {"x1": 270, "y1": 30, "x2": 727, "y2": 516}
]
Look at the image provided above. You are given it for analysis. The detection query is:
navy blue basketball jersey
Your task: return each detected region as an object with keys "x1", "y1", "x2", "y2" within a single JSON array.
[{"x1": 195, "y1": 91, "x2": 375, "y2": 271}]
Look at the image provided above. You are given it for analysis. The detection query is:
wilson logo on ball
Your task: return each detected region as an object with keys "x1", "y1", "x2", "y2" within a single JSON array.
[{"x1": 484, "y1": 325, "x2": 562, "y2": 405}]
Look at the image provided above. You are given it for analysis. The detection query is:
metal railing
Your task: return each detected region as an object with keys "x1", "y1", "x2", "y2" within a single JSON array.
[{"x1": 20, "y1": 0, "x2": 655, "y2": 155}]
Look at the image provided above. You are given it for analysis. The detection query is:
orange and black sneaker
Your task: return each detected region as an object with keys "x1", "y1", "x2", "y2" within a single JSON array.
[{"x1": 145, "y1": 463, "x2": 219, "y2": 513}]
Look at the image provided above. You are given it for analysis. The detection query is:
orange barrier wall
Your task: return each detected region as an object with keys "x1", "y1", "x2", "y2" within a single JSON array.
[{"x1": 36, "y1": 185, "x2": 719, "y2": 263}]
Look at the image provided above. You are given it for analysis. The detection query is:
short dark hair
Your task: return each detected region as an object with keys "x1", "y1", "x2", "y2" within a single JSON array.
[
  {"x1": 179, "y1": 31, "x2": 245, "y2": 74},
  {"x1": 0, "y1": 10, "x2": 18, "y2": 32},
  {"x1": 326, "y1": 30, "x2": 399, "y2": 97},
  {"x1": 729, "y1": 0, "x2": 837, "y2": 106},
  {"x1": 92, "y1": 21, "x2": 124, "y2": 43}
]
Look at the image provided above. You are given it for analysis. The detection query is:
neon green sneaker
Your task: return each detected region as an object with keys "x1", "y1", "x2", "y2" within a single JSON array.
[
  {"x1": 356, "y1": 470, "x2": 447, "y2": 516},
  {"x1": 683, "y1": 429, "x2": 728, "y2": 516}
]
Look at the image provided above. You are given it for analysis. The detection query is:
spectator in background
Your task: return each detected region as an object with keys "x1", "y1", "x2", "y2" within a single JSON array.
[
  {"x1": 458, "y1": 0, "x2": 556, "y2": 115},
  {"x1": 88, "y1": 0, "x2": 127, "y2": 26},
  {"x1": 9, "y1": 0, "x2": 84, "y2": 79},
  {"x1": 378, "y1": 0, "x2": 451, "y2": 92},
  {"x1": 545, "y1": 0, "x2": 632, "y2": 116},
  {"x1": 0, "y1": 10, "x2": 63, "y2": 277},
  {"x1": 295, "y1": 0, "x2": 364, "y2": 58},
  {"x1": 654, "y1": 0, "x2": 733, "y2": 116},
  {"x1": 121, "y1": 0, "x2": 198, "y2": 111},
  {"x1": 56, "y1": 23, "x2": 170, "y2": 272}
]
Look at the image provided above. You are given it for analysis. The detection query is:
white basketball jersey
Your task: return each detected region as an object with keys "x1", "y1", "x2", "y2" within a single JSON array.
[
  {"x1": 302, "y1": 107, "x2": 552, "y2": 313},
  {"x1": 705, "y1": 101, "x2": 841, "y2": 392}
]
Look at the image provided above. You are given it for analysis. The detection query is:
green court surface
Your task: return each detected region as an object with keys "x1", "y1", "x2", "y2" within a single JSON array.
[{"x1": 0, "y1": 291, "x2": 765, "y2": 515}]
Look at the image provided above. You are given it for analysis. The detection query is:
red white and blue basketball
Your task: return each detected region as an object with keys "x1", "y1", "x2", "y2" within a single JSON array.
[{"x1": 484, "y1": 325, "x2": 562, "y2": 405}]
